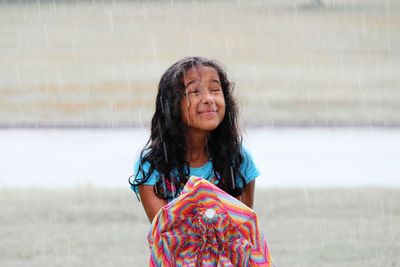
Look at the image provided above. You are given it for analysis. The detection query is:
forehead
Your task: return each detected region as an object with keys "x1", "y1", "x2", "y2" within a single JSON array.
[{"x1": 183, "y1": 66, "x2": 220, "y2": 86}]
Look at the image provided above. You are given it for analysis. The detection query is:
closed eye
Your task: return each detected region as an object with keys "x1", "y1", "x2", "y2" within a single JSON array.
[{"x1": 189, "y1": 89, "x2": 200, "y2": 94}]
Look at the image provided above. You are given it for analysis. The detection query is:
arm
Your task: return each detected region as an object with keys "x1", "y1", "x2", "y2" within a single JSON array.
[
  {"x1": 240, "y1": 180, "x2": 255, "y2": 209},
  {"x1": 138, "y1": 185, "x2": 168, "y2": 222}
]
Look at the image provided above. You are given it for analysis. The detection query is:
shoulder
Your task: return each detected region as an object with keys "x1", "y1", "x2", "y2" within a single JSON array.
[
  {"x1": 239, "y1": 145, "x2": 260, "y2": 183},
  {"x1": 134, "y1": 149, "x2": 152, "y2": 175},
  {"x1": 240, "y1": 145, "x2": 257, "y2": 166},
  {"x1": 132, "y1": 150, "x2": 159, "y2": 189},
  {"x1": 134, "y1": 155, "x2": 152, "y2": 174},
  {"x1": 240, "y1": 145, "x2": 252, "y2": 159}
]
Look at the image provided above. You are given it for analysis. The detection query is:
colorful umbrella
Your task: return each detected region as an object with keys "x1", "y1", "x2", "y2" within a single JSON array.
[{"x1": 148, "y1": 176, "x2": 272, "y2": 266}]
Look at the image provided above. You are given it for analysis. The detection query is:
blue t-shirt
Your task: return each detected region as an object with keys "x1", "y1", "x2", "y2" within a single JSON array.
[{"x1": 131, "y1": 146, "x2": 260, "y2": 199}]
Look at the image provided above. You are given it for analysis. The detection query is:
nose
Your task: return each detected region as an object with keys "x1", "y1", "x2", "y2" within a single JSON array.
[{"x1": 201, "y1": 90, "x2": 215, "y2": 104}]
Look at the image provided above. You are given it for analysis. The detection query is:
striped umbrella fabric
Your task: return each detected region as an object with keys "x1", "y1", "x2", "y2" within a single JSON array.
[{"x1": 148, "y1": 176, "x2": 272, "y2": 266}]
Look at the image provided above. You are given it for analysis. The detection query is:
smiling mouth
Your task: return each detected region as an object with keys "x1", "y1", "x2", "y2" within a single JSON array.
[{"x1": 199, "y1": 110, "x2": 217, "y2": 115}]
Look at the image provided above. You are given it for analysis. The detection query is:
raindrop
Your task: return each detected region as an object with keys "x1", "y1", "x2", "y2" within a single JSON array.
[
  {"x1": 163, "y1": 142, "x2": 168, "y2": 164},
  {"x1": 161, "y1": 174, "x2": 167, "y2": 198},
  {"x1": 65, "y1": 233, "x2": 72, "y2": 257},
  {"x1": 164, "y1": 101, "x2": 172, "y2": 127},
  {"x1": 228, "y1": 111, "x2": 232, "y2": 127},
  {"x1": 36, "y1": 0, "x2": 41, "y2": 11},
  {"x1": 51, "y1": 0, "x2": 57, "y2": 11},
  {"x1": 158, "y1": 126, "x2": 163, "y2": 143},
  {"x1": 361, "y1": 13, "x2": 367, "y2": 40},
  {"x1": 160, "y1": 96, "x2": 165, "y2": 114},
  {"x1": 236, "y1": 0, "x2": 243, "y2": 13},
  {"x1": 385, "y1": 0, "x2": 391, "y2": 18},
  {"x1": 170, "y1": 176, "x2": 176, "y2": 199},
  {"x1": 56, "y1": 69, "x2": 64, "y2": 93},
  {"x1": 42, "y1": 23, "x2": 49, "y2": 45},
  {"x1": 154, "y1": 181, "x2": 159, "y2": 196},
  {"x1": 230, "y1": 166, "x2": 235, "y2": 189}
]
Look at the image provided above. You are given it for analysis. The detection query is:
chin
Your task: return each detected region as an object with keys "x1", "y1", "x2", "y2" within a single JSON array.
[
  {"x1": 189, "y1": 122, "x2": 219, "y2": 132},
  {"x1": 201, "y1": 122, "x2": 221, "y2": 131}
]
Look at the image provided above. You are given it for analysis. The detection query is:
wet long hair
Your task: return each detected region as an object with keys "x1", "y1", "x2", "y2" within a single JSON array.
[{"x1": 129, "y1": 56, "x2": 246, "y2": 200}]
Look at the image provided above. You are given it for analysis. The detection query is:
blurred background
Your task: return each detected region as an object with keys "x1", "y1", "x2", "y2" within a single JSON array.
[
  {"x1": 1, "y1": 0, "x2": 399, "y2": 127},
  {"x1": 0, "y1": 0, "x2": 399, "y2": 266}
]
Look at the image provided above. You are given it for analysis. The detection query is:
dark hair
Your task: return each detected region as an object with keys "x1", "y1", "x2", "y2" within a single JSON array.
[{"x1": 129, "y1": 56, "x2": 246, "y2": 200}]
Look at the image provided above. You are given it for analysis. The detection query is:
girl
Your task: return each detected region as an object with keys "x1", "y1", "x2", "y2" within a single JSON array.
[{"x1": 130, "y1": 57, "x2": 260, "y2": 222}]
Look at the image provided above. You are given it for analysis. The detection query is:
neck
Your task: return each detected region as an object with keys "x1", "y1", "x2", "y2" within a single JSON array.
[{"x1": 185, "y1": 129, "x2": 209, "y2": 167}]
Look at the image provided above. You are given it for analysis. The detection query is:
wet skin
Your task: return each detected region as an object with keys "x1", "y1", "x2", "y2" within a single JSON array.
[{"x1": 139, "y1": 66, "x2": 254, "y2": 222}]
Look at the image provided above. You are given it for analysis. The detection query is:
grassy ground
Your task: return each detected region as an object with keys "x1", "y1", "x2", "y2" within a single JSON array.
[
  {"x1": 0, "y1": 0, "x2": 399, "y2": 127},
  {"x1": 1, "y1": 187, "x2": 399, "y2": 267}
]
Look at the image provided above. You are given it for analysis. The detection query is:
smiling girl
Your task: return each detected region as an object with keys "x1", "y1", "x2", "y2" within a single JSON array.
[{"x1": 130, "y1": 57, "x2": 260, "y2": 222}]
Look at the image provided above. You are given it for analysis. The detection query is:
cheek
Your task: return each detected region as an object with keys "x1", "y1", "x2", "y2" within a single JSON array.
[
  {"x1": 219, "y1": 98, "x2": 226, "y2": 114},
  {"x1": 219, "y1": 100, "x2": 226, "y2": 123},
  {"x1": 181, "y1": 99, "x2": 192, "y2": 124},
  {"x1": 181, "y1": 102, "x2": 188, "y2": 123}
]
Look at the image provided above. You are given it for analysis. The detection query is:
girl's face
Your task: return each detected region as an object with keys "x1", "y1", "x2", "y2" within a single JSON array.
[{"x1": 181, "y1": 66, "x2": 226, "y2": 133}]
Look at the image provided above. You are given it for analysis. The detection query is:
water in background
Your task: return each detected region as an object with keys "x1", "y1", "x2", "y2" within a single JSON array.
[{"x1": 1, "y1": 128, "x2": 399, "y2": 188}]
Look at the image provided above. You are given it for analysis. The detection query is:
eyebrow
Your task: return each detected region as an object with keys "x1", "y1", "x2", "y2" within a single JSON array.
[
  {"x1": 185, "y1": 79, "x2": 198, "y2": 88},
  {"x1": 209, "y1": 79, "x2": 221, "y2": 85},
  {"x1": 185, "y1": 79, "x2": 221, "y2": 89}
]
